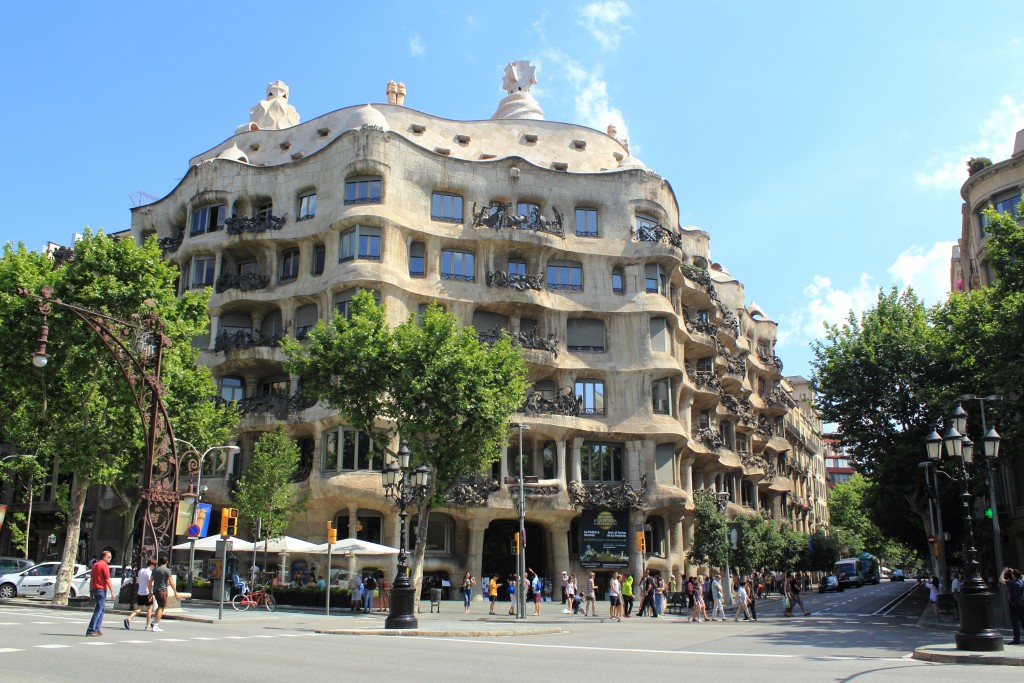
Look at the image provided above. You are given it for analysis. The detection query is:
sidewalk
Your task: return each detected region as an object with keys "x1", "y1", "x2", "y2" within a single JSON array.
[{"x1": 914, "y1": 599, "x2": 1023, "y2": 665}]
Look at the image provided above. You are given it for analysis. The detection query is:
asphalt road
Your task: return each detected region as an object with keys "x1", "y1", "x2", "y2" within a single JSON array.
[{"x1": 2, "y1": 581, "x2": 1019, "y2": 682}]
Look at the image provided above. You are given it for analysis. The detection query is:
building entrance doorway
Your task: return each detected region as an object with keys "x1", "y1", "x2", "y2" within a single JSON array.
[{"x1": 482, "y1": 520, "x2": 546, "y2": 595}]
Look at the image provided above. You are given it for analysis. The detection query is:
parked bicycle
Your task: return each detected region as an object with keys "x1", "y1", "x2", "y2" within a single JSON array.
[{"x1": 231, "y1": 584, "x2": 277, "y2": 612}]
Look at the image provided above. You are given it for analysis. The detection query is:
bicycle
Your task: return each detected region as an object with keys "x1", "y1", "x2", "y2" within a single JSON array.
[{"x1": 231, "y1": 584, "x2": 277, "y2": 612}]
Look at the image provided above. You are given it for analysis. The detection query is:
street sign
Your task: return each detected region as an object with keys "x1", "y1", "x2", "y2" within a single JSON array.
[
  {"x1": 48, "y1": 533, "x2": 56, "y2": 544},
  {"x1": 187, "y1": 524, "x2": 200, "y2": 539},
  {"x1": 927, "y1": 534, "x2": 935, "y2": 543}
]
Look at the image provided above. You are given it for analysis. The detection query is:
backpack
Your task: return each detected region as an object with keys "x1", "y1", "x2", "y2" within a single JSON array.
[
  {"x1": 508, "y1": 582, "x2": 515, "y2": 595},
  {"x1": 364, "y1": 576, "x2": 377, "y2": 591}
]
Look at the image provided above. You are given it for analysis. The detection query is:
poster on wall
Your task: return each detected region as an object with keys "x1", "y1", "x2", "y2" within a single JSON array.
[{"x1": 579, "y1": 509, "x2": 628, "y2": 569}]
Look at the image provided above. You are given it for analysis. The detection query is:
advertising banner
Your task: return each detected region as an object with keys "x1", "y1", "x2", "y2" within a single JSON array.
[
  {"x1": 196, "y1": 503, "x2": 212, "y2": 537},
  {"x1": 0, "y1": 504, "x2": 6, "y2": 532},
  {"x1": 579, "y1": 509, "x2": 629, "y2": 569}
]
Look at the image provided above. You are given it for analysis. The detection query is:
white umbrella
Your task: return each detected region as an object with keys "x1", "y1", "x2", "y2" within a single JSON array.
[
  {"x1": 253, "y1": 536, "x2": 318, "y2": 553},
  {"x1": 171, "y1": 535, "x2": 255, "y2": 552},
  {"x1": 310, "y1": 537, "x2": 400, "y2": 555}
]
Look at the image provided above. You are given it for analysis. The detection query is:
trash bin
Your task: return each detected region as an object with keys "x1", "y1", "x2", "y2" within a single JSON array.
[{"x1": 430, "y1": 588, "x2": 443, "y2": 613}]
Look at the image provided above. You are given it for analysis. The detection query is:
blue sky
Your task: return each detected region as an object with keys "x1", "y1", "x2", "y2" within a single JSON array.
[{"x1": 3, "y1": 1, "x2": 1023, "y2": 379}]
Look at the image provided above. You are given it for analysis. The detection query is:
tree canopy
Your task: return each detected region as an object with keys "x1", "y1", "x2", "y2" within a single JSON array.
[
  {"x1": 688, "y1": 490, "x2": 729, "y2": 571},
  {"x1": 232, "y1": 426, "x2": 307, "y2": 543},
  {"x1": 0, "y1": 231, "x2": 236, "y2": 603},
  {"x1": 282, "y1": 293, "x2": 529, "y2": 593}
]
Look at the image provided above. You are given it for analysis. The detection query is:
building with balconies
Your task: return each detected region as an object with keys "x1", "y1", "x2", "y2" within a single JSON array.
[{"x1": 128, "y1": 67, "x2": 799, "y2": 585}]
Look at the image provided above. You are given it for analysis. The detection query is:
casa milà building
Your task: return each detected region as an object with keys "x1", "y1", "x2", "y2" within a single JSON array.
[{"x1": 129, "y1": 65, "x2": 810, "y2": 587}]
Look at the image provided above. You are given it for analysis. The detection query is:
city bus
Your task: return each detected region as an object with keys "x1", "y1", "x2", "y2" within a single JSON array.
[{"x1": 858, "y1": 552, "x2": 881, "y2": 584}]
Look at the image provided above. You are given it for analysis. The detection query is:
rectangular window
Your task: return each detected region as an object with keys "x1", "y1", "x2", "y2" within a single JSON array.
[
  {"x1": 298, "y1": 193, "x2": 317, "y2": 220},
  {"x1": 190, "y1": 256, "x2": 216, "y2": 288},
  {"x1": 257, "y1": 202, "x2": 273, "y2": 218},
  {"x1": 652, "y1": 379, "x2": 671, "y2": 415},
  {"x1": 696, "y1": 309, "x2": 710, "y2": 322},
  {"x1": 334, "y1": 289, "x2": 380, "y2": 319},
  {"x1": 339, "y1": 226, "x2": 382, "y2": 262},
  {"x1": 575, "y1": 208, "x2": 598, "y2": 237},
  {"x1": 191, "y1": 205, "x2": 226, "y2": 235},
  {"x1": 698, "y1": 410, "x2": 711, "y2": 430},
  {"x1": 645, "y1": 264, "x2": 667, "y2": 295},
  {"x1": 295, "y1": 303, "x2": 319, "y2": 340},
  {"x1": 312, "y1": 245, "x2": 325, "y2": 275},
  {"x1": 322, "y1": 429, "x2": 380, "y2": 472},
  {"x1": 654, "y1": 444, "x2": 675, "y2": 485},
  {"x1": 994, "y1": 194, "x2": 1021, "y2": 218},
  {"x1": 345, "y1": 177, "x2": 382, "y2": 205},
  {"x1": 441, "y1": 250, "x2": 475, "y2": 281},
  {"x1": 508, "y1": 258, "x2": 527, "y2": 276},
  {"x1": 581, "y1": 442, "x2": 622, "y2": 482},
  {"x1": 431, "y1": 192, "x2": 463, "y2": 222},
  {"x1": 612, "y1": 268, "x2": 624, "y2": 294},
  {"x1": 650, "y1": 317, "x2": 669, "y2": 353},
  {"x1": 567, "y1": 318, "x2": 605, "y2": 352},
  {"x1": 281, "y1": 249, "x2": 300, "y2": 281},
  {"x1": 547, "y1": 260, "x2": 583, "y2": 291},
  {"x1": 409, "y1": 241, "x2": 426, "y2": 277},
  {"x1": 636, "y1": 213, "x2": 659, "y2": 231},
  {"x1": 517, "y1": 202, "x2": 539, "y2": 220},
  {"x1": 575, "y1": 379, "x2": 605, "y2": 416},
  {"x1": 737, "y1": 433, "x2": 749, "y2": 453}
]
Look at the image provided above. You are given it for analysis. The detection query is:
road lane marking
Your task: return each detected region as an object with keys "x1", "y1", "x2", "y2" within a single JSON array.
[
  {"x1": 122, "y1": 640, "x2": 150, "y2": 644},
  {"x1": 0, "y1": 648, "x2": 25, "y2": 653},
  {"x1": 82, "y1": 642, "x2": 114, "y2": 646},
  {"x1": 34, "y1": 644, "x2": 71, "y2": 649}
]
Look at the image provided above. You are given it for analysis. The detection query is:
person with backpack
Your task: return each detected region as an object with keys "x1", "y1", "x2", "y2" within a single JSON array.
[
  {"x1": 507, "y1": 573, "x2": 518, "y2": 616},
  {"x1": 362, "y1": 573, "x2": 377, "y2": 613},
  {"x1": 529, "y1": 569, "x2": 543, "y2": 616},
  {"x1": 637, "y1": 569, "x2": 656, "y2": 617}
]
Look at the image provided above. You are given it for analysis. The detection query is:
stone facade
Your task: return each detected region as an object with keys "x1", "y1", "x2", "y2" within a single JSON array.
[{"x1": 129, "y1": 73, "x2": 822, "y2": 585}]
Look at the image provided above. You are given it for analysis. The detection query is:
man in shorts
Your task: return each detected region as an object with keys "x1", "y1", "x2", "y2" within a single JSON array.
[
  {"x1": 150, "y1": 556, "x2": 179, "y2": 632},
  {"x1": 124, "y1": 557, "x2": 156, "y2": 630},
  {"x1": 609, "y1": 573, "x2": 622, "y2": 621}
]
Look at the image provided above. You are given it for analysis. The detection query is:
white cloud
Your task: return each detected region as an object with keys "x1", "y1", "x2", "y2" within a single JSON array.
[
  {"x1": 887, "y1": 240, "x2": 955, "y2": 305},
  {"x1": 541, "y1": 48, "x2": 629, "y2": 140},
  {"x1": 464, "y1": 15, "x2": 478, "y2": 29},
  {"x1": 578, "y1": 1, "x2": 633, "y2": 51},
  {"x1": 408, "y1": 34, "x2": 425, "y2": 57},
  {"x1": 916, "y1": 95, "x2": 1024, "y2": 190}
]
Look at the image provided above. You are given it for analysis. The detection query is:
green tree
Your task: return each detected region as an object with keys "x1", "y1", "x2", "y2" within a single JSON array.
[
  {"x1": 805, "y1": 529, "x2": 841, "y2": 572},
  {"x1": 688, "y1": 490, "x2": 729, "y2": 572},
  {"x1": 0, "y1": 231, "x2": 236, "y2": 604},
  {"x1": 1, "y1": 455, "x2": 47, "y2": 559},
  {"x1": 282, "y1": 294, "x2": 528, "y2": 595},
  {"x1": 232, "y1": 426, "x2": 307, "y2": 546}
]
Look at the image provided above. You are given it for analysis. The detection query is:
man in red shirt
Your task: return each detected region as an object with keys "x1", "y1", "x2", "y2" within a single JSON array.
[{"x1": 86, "y1": 550, "x2": 115, "y2": 637}]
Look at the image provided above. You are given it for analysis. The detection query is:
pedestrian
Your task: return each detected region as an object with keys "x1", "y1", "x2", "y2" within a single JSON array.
[
  {"x1": 561, "y1": 570, "x2": 569, "y2": 604},
  {"x1": 150, "y1": 555, "x2": 179, "y2": 632},
  {"x1": 637, "y1": 569, "x2": 656, "y2": 617},
  {"x1": 686, "y1": 576, "x2": 697, "y2": 621},
  {"x1": 695, "y1": 576, "x2": 708, "y2": 622},
  {"x1": 584, "y1": 572, "x2": 597, "y2": 616},
  {"x1": 927, "y1": 575, "x2": 940, "y2": 618},
  {"x1": 734, "y1": 579, "x2": 753, "y2": 621},
  {"x1": 363, "y1": 572, "x2": 377, "y2": 613},
  {"x1": 86, "y1": 550, "x2": 114, "y2": 637},
  {"x1": 786, "y1": 571, "x2": 811, "y2": 617},
  {"x1": 462, "y1": 572, "x2": 476, "y2": 613},
  {"x1": 507, "y1": 573, "x2": 518, "y2": 615},
  {"x1": 621, "y1": 573, "x2": 634, "y2": 617},
  {"x1": 710, "y1": 573, "x2": 726, "y2": 621},
  {"x1": 530, "y1": 569, "x2": 542, "y2": 617},
  {"x1": 124, "y1": 557, "x2": 156, "y2": 630},
  {"x1": 951, "y1": 572, "x2": 963, "y2": 594},
  {"x1": 746, "y1": 575, "x2": 758, "y2": 621},
  {"x1": 379, "y1": 577, "x2": 391, "y2": 611},
  {"x1": 1002, "y1": 567, "x2": 1024, "y2": 645},
  {"x1": 567, "y1": 573, "x2": 580, "y2": 614},
  {"x1": 488, "y1": 575, "x2": 502, "y2": 615},
  {"x1": 609, "y1": 572, "x2": 622, "y2": 621},
  {"x1": 349, "y1": 573, "x2": 361, "y2": 611},
  {"x1": 653, "y1": 572, "x2": 665, "y2": 617}
]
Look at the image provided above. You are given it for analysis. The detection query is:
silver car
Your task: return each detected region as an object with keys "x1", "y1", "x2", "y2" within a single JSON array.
[{"x1": 38, "y1": 564, "x2": 132, "y2": 599}]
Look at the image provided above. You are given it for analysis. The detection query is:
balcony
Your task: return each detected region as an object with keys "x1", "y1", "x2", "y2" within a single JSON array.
[
  {"x1": 485, "y1": 270, "x2": 544, "y2": 291},
  {"x1": 214, "y1": 328, "x2": 284, "y2": 353},
  {"x1": 471, "y1": 202, "x2": 564, "y2": 237},
  {"x1": 224, "y1": 214, "x2": 286, "y2": 235},
  {"x1": 215, "y1": 270, "x2": 270, "y2": 293},
  {"x1": 520, "y1": 387, "x2": 582, "y2": 417}
]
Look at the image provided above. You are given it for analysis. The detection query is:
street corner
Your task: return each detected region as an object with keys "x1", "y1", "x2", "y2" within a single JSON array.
[{"x1": 912, "y1": 643, "x2": 1024, "y2": 666}]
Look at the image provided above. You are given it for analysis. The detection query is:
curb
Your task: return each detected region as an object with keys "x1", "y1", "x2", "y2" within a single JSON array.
[
  {"x1": 913, "y1": 645, "x2": 1024, "y2": 666},
  {"x1": 0, "y1": 598, "x2": 214, "y2": 624},
  {"x1": 315, "y1": 627, "x2": 567, "y2": 637}
]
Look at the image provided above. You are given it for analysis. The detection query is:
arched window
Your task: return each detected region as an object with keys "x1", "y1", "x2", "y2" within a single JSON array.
[{"x1": 219, "y1": 376, "x2": 245, "y2": 402}]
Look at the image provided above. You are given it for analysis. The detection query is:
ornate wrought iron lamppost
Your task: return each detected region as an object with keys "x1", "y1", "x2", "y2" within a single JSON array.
[
  {"x1": 16, "y1": 285, "x2": 178, "y2": 598},
  {"x1": 925, "y1": 402, "x2": 1004, "y2": 652},
  {"x1": 381, "y1": 442, "x2": 430, "y2": 629}
]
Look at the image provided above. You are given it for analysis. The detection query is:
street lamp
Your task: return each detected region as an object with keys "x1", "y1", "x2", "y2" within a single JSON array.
[
  {"x1": 173, "y1": 438, "x2": 240, "y2": 593},
  {"x1": 922, "y1": 426, "x2": 949, "y2": 588},
  {"x1": 380, "y1": 442, "x2": 430, "y2": 629},
  {"x1": 16, "y1": 286, "x2": 178, "y2": 603},
  {"x1": 516, "y1": 423, "x2": 530, "y2": 621},
  {"x1": 924, "y1": 402, "x2": 1004, "y2": 652}
]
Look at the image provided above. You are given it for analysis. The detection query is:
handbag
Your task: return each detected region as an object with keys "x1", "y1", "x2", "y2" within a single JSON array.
[{"x1": 783, "y1": 596, "x2": 790, "y2": 609}]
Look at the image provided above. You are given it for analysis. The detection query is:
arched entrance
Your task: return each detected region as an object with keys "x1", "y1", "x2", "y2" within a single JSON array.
[{"x1": 482, "y1": 520, "x2": 547, "y2": 592}]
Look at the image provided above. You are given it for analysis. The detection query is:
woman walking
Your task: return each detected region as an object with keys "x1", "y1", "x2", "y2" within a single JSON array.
[
  {"x1": 585, "y1": 572, "x2": 597, "y2": 616},
  {"x1": 694, "y1": 576, "x2": 708, "y2": 622},
  {"x1": 461, "y1": 572, "x2": 475, "y2": 613},
  {"x1": 565, "y1": 572, "x2": 577, "y2": 614}
]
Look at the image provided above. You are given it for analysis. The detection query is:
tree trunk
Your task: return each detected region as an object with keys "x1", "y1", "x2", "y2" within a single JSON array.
[
  {"x1": 52, "y1": 476, "x2": 88, "y2": 606},
  {"x1": 24, "y1": 482, "x2": 33, "y2": 560},
  {"x1": 410, "y1": 502, "x2": 432, "y2": 614}
]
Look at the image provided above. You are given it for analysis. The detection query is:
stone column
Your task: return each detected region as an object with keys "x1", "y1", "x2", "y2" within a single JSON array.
[
  {"x1": 548, "y1": 520, "x2": 571, "y2": 592},
  {"x1": 683, "y1": 512, "x2": 696, "y2": 575},
  {"x1": 749, "y1": 479, "x2": 759, "y2": 511},
  {"x1": 555, "y1": 440, "x2": 567, "y2": 490},
  {"x1": 208, "y1": 315, "x2": 220, "y2": 351},
  {"x1": 667, "y1": 510, "x2": 685, "y2": 576},
  {"x1": 571, "y1": 437, "x2": 583, "y2": 482},
  {"x1": 629, "y1": 509, "x2": 646, "y2": 580},
  {"x1": 467, "y1": 518, "x2": 488, "y2": 601},
  {"x1": 499, "y1": 443, "x2": 510, "y2": 482},
  {"x1": 771, "y1": 493, "x2": 781, "y2": 520},
  {"x1": 625, "y1": 440, "x2": 643, "y2": 486},
  {"x1": 680, "y1": 456, "x2": 694, "y2": 497}
]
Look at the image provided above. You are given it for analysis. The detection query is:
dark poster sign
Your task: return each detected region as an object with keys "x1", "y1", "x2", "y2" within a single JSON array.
[{"x1": 579, "y1": 509, "x2": 628, "y2": 569}]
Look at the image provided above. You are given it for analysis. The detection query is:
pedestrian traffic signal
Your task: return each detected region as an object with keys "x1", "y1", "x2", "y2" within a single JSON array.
[
  {"x1": 636, "y1": 531, "x2": 647, "y2": 553},
  {"x1": 220, "y1": 507, "x2": 238, "y2": 537},
  {"x1": 327, "y1": 521, "x2": 337, "y2": 545},
  {"x1": 511, "y1": 532, "x2": 520, "y2": 555},
  {"x1": 985, "y1": 507, "x2": 993, "y2": 519}
]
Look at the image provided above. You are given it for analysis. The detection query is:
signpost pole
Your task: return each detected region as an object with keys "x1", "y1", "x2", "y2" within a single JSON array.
[{"x1": 325, "y1": 543, "x2": 332, "y2": 616}]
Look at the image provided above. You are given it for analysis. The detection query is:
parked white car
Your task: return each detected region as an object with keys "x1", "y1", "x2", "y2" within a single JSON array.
[
  {"x1": 37, "y1": 564, "x2": 132, "y2": 599},
  {"x1": 0, "y1": 562, "x2": 87, "y2": 598}
]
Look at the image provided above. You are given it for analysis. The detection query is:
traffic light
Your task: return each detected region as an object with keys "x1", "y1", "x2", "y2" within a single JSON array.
[
  {"x1": 219, "y1": 507, "x2": 238, "y2": 537},
  {"x1": 327, "y1": 521, "x2": 337, "y2": 545},
  {"x1": 636, "y1": 530, "x2": 647, "y2": 554},
  {"x1": 511, "y1": 532, "x2": 520, "y2": 555},
  {"x1": 985, "y1": 507, "x2": 993, "y2": 519}
]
